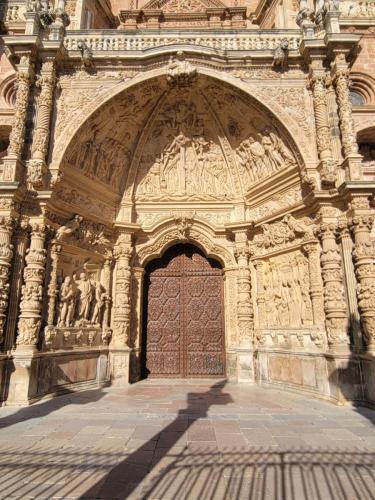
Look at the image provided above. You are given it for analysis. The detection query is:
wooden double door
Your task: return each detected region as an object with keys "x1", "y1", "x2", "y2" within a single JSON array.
[{"x1": 143, "y1": 244, "x2": 225, "y2": 378}]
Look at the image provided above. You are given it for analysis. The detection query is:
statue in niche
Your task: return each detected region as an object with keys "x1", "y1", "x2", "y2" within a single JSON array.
[
  {"x1": 77, "y1": 273, "x2": 93, "y2": 322},
  {"x1": 262, "y1": 253, "x2": 313, "y2": 328},
  {"x1": 91, "y1": 281, "x2": 106, "y2": 326},
  {"x1": 57, "y1": 276, "x2": 76, "y2": 327},
  {"x1": 236, "y1": 126, "x2": 297, "y2": 187},
  {"x1": 56, "y1": 215, "x2": 83, "y2": 240}
]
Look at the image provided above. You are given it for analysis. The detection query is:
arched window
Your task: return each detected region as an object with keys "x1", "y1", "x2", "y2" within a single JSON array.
[{"x1": 349, "y1": 91, "x2": 365, "y2": 106}]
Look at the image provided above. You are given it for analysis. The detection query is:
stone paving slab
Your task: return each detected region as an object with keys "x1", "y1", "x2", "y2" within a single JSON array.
[{"x1": 0, "y1": 381, "x2": 374, "y2": 499}]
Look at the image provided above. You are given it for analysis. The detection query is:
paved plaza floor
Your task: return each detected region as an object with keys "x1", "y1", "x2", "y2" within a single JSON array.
[{"x1": 0, "y1": 380, "x2": 374, "y2": 499}]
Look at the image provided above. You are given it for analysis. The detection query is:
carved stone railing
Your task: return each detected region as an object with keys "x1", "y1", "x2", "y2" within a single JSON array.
[
  {"x1": 64, "y1": 30, "x2": 301, "y2": 53},
  {"x1": 339, "y1": 0, "x2": 375, "y2": 18}
]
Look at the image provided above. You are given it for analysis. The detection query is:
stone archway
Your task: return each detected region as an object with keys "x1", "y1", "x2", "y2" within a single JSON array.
[{"x1": 141, "y1": 243, "x2": 225, "y2": 378}]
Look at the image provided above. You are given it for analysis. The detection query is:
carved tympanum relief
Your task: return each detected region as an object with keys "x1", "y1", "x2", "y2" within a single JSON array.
[
  {"x1": 262, "y1": 251, "x2": 313, "y2": 328},
  {"x1": 135, "y1": 94, "x2": 235, "y2": 201},
  {"x1": 59, "y1": 76, "x2": 299, "y2": 206}
]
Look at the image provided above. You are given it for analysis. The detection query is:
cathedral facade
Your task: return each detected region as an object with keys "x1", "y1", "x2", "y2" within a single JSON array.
[{"x1": 0, "y1": 0, "x2": 374, "y2": 405}]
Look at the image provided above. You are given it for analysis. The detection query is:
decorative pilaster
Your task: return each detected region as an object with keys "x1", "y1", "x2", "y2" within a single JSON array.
[
  {"x1": 27, "y1": 61, "x2": 56, "y2": 189},
  {"x1": 331, "y1": 53, "x2": 362, "y2": 180},
  {"x1": 17, "y1": 223, "x2": 47, "y2": 349},
  {"x1": 112, "y1": 233, "x2": 133, "y2": 347},
  {"x1": 4, "y1": 218, "x2": 29, "y2": 351},
  {"x1": 254, "y1": 260, "x2": 265, "y2": 328},
  {"x1": 349, "y1": 200, "x2": 375, "y2": 351},
  {"x1": 337, "y1": 218, "x2": 362, "y2": 349},
  {"x1": 303, "y1": 242, "x2": 325, "y2": 327},
  {"x1": 309, "y1": 70, "x2": 336, "y2": 186},
  {"x1": 234, "y1": 231, "x2": 253, "y2": 347},
  {"x1": 318, "y1": 221, "x2": 349, "y2": 350},
  {"x1": 0, "y1": 216, "x2": 14, "y2": 343},
  {"x1": 3, "y1": 56, "x2": 33, "y2": 182}
]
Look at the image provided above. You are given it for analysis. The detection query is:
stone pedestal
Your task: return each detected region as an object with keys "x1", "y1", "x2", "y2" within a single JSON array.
[
  {"x1": 7, "y1": 350, "x2": 38, "y2": 406},
  {"x1": 109, "y1": 347, "x2": 132, "y2": 386}
]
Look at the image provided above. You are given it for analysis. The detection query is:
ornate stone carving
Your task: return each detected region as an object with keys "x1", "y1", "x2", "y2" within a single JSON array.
[
  {"x1": 0, "y1": 216, "x2": 14, "y2": 342},
  {"x1": 236, "y1": 127, "x2": 297, "y2": 186},
  {"x1": 112, "y1": 233, "x2": 133, "y2": 346},
  {"x1": 318, "y1": 222, "x2": 349, "y2": 348},
  {"x1": 56, "y1": 214, "x2": 83, "y2": 240},
  {"x1": 7, "y1": 57, "x2": 33, "y2": 160},
  {"x1": 261, "y1": 251, "x2": 313, "y2": 328},
  {"x1": 303, "y1": 242, "x2": 325, "y2": 326},
  {"x1": 56, "y1": 272, "x2": 107, "y2": 328},
  {"x1": 250, "y1": 214, "x2": 315, "y2": 255},
  {"x1": 27, "y1": 61, "x2": 56, "y2": 189},
  {"x1": 349, "y1": 208, "x2": 375, "y2": 350},
  {"x1": 273, "y1": 39, "x2": 289, "y2": 68},
  {"x1": 234, "y1": 232, "x2": 253, "y2": 346},
  {"x1": 332, "y1": 56, "x2": 359, "y2": 158},
  {"x1": 309, "y1": 73, "x2": 336, "y2": 185},
  {"x1": 166, "y1": 51, "x2": 197, "y2": 87},
  {"x1": 17, "y1": 223, "x2": 47, "y2": 347}
]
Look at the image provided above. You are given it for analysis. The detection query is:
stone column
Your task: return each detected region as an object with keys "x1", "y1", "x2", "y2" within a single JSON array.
[
  {"x1": 331, "y1": 53, "x2": 362, "y2": 180},
  {"x1": 0, "y1": 216, "x2": 14, "y2": 343},
  {"x1": 8, "y1": 223, "x2": 47, "y2": 404},
  {"x1": 254, "y1": 260, "x2": 265, "y2": 328},
  {"x1": 110, "y1": 232, "x2": 133, "y2": 385},
  {"x1": 337, "y1": 218, "x2": 362, "y2": 350},
  {"x1": 318, "y1": 221, "x2": 349, "y2": 350},
  {"x1": 309, "y1": 68, "x2": 336, "y2": 186},
  {"x1": 17, "y1": 223, "x2": 47, "y2": 349},
  {"x1": 43, "y1": 239, "x2": 61, "y2": 349},
  {"x1": 27, "y1": 61, "x2": 56, "y2": 190},
  {"x1": 303, "y1": 242, "x2": 325, "y2": 327},
  {"x1": 101, "y1": 252, "x2": 113, "y2": 344},
  {"x1": 349, "y1": 202, "x2": 375, "y2": 351},
  {"x1": 4, "y1": 218, "x2": 29, "y2": 351},
  {"x1": 234, "y1": 231, "x2": 254, "y2": 382},
  {"x1": 3, "y1": 56, "x2": 33, "y2": 183}
]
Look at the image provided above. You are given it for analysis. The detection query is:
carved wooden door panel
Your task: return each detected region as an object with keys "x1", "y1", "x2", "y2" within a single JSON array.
[{"x1": 144, "y1": 244, "x2": 225, "y2": 378}]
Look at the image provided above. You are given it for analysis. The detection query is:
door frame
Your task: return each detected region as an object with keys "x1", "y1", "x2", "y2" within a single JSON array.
[{"x1": 141, "y1": 243, "x2": 226, "y2": 379}]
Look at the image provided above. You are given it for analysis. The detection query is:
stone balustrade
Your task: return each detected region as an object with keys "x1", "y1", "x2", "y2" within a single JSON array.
[{"x1": 64, "y1": 30, "x2": 301, "y2": 53}]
